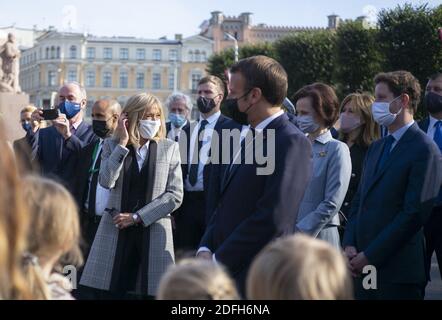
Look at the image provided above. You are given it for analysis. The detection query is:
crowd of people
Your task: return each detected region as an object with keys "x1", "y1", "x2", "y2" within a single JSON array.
[{"x1": 0, "y1": 54, "x2": 441, "y2": 300}]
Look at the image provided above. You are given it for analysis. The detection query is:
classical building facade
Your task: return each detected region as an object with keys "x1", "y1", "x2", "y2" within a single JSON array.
[
  {"x1": 19, "y1": 30, "x2": 212, "y2": 118},
  {"x1": 199, "y1": 11, "x2": 341, "y2": 53}
]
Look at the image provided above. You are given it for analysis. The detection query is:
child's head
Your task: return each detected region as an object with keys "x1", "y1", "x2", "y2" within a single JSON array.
[
  {"x1": 21, "y1": 176, "x2": 82, "y2": 299},
  {"x1": 157, "y1": 258, "x2": 239, "y2": 300},
  {"x1": 247, "y1": 234, "x2": 353, "y2": 300}
]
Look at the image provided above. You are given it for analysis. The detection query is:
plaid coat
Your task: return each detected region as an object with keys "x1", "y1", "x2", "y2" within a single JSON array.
[{"x1": 80, "y1": 138, "x2": 183, "y2": 296}]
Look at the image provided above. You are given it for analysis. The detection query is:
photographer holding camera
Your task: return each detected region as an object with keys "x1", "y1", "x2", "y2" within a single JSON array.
[{"x1": 27, "y1": 82, "x2": 97, "y2": 185}]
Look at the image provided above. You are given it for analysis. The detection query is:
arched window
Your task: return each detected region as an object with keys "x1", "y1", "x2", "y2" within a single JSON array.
[
  {"x1": 56, "y1": 47, "x2": 60, "y2": 59},
  {"x1": 201, "y1": 51, "x2": 207, "y2": 62},
  {"x1": 188, "y1": 50, "x2": 194, "y2": 62},
  {"x1": 50, "y1": 46, "x2": 55, "y2": 59},
  {"x1": 194, "y1": 50, "x2": 201, "y2": 63},
  {"x1": 45, "y1": 47, "x2": 49, "y2": 59}
]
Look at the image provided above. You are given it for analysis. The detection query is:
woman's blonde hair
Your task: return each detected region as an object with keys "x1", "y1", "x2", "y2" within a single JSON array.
[
  {"x1": 0, "y1": 122, "x2": 32, "y2": 300},
  {"x1": 339, "y1": 92, "x2": 380, "y2": 147},
  {"x1": 120, "y1": 93, "x2": 166, "y2": 148},
  {"x1": 247, "y1": 234, "x2": 353, "y2": 300},
  {"x1": 157, "y1": 258, "x2": 239, "y2": 300},
  {"x1": 21, "y1": 176, "x2": 83, "y2": 300}
]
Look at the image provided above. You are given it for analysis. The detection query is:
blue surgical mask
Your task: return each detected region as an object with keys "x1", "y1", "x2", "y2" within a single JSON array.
[
  {"x1": 58, "y1": 101, "x2": 82, "y2": 119},
  {"x1": 169, "y1": 113, "x2": 187, "y2": 128},
  {"x1": 297, "y1": 115, "x2": 320, "y2": 134},
  {"x1": 22, "y1": 122, "x2": 32, "y2": 132}
]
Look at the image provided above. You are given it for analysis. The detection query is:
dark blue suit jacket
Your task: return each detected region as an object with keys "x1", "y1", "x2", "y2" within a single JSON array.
[
  {"x1": 343, "y1": 123, "x2": 442, "y2": 284},
  {"x1": 28, "y1": 121, "x2": 97, "y2": 184},
  {"x1": 200, "y1": 113, "x2": 312, "y2": 290}
]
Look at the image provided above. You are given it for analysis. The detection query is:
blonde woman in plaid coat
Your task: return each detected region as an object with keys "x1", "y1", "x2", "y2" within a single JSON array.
[{"x1": 80, "y1": 93, "x2": 183, "y2": 298}]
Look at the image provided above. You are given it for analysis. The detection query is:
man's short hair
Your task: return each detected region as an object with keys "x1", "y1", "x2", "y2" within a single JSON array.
[
  {"x1": 374, "y1": 71, "x2": 421, "y2": 113},
  {"x1": 62, "y1": 82, "x2": 87, "y2": 101},
  {"x1": 198, "y1": 75, "x2": 226, "y2": 97},
  {"x1": 165, "y1": 92, "x2": 193, "y2": 113},
  {"x1": 230, "y1": 55, "x2": 288, "y2": 106},
  {"x1": 429, "y1": 72, "x2": 442, "y2": 81}
]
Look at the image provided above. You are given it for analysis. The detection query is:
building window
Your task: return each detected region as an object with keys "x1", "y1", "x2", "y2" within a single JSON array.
[
  {"x1": 136, "y1": 48, "x2": 145, "y2": 60},
  {"x1": 87, "y1": 47, "x2": 96, "y2": 59},
  {"x1": 188, "y1": 50, "x2": 194, "y2": 62},
  {"x1": 48, "y1": 71, "x2": 57, "y2": 86},
  {"x1": 70, "y1": 45, "x2": 77, "y2": 59},
  {"x1": 136, "y1": 72, "x2": 145, "y2": 89},
  {"x1": 103, "y1": 71, "x2": 112, "y2": 87},
  {"x1": 56, "y1": 47, "x2": 60, "y2": 59},
  {"x1": 152, "y1": 73, "x2": 161, "y2": 89},
  {"x1": 51, "y1": 46, "x2": 55, "y2": 59},
  {"x1": 67, "y1": 70, "x2": 77, "y2": 82},
  {"x1": 169, "y1": 49, "x2": 178, "y2": 61},
  {"x1": 153, "y1": 49, "x2": 162, "y2": 61},
  {"x1": 103, "y1": 48, "x2": 113, "y2": 59},
  {"x1": 120, "y1": 48, "x2": 129, "y2": 60},
  {"x1": 120, "y1": 71, "x2": 128, "y2": 88},
  {"x1": 45, "y1": 48, "x2": 49, "y2": 59},
  {"x1": 168, "y1": 72, "x2": 175, "y2": 90},
  {"x1": 201, "y1": 51, "x2": 207, "y2": 61},
  {"x1": 86, "y1": 71, "x2": 95, "y2": 87},
  {"x1": 191, "y1": 72, "x2": 202, "y2": 91},
  {"x1": 194, "y1": 50, "x2": 201, "y2": 63}
]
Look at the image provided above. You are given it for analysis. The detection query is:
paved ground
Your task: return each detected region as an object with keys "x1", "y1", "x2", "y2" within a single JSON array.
[{"x1": 425, "y1": 254, "x2": 442, "y2": 300}]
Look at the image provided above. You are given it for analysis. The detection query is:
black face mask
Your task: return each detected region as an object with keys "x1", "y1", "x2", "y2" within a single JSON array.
[
  {"x1": 92, "y1": 119, "x2": 111, "y2": 138},
  {"x1": 425, "y1": 92, "x2": 442, "y2": 114},
  {"x1": 225, "y1": 89, "x2": 253, "y2": 126},
  {"x1": 197, "y1": 96, "x2": 217, "y2": 114}
]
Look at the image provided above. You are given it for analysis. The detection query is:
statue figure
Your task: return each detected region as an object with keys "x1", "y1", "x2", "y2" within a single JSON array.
[{"x1": 0, "y1": 33, "x2": 21, "y2": 93}]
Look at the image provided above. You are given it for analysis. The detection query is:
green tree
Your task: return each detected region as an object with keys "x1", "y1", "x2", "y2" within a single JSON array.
[
  {"x1": 206, "y1": 42, "x2": 277, "y2": 82},
  {"x1": 274, "y1": 30, "x2": 336, "y2": 98},
  {"x1": 334, "y1": 21, "x2": 383, "y2": 97},
  {"x1": 378, "y1": 3, "x2": 442, "y2": 86}
]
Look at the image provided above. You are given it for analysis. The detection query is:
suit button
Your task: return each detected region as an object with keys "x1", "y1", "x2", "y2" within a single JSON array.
[
  {"x1": 344, "y1": 202, "x2": 349, "y2": 207},
  {"x1": 351, "y1": 173, "x2": 356, "y2": 178}
]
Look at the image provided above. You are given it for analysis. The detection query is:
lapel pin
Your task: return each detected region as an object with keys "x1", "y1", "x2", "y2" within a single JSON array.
[{"x1": 319, "y1": 151, "x2": 327, "y2": 157}]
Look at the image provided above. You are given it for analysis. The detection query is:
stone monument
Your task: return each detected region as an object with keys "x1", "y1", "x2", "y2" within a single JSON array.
[{"x1": 0, "y1": 33, "x2": 29, "y2": 142}]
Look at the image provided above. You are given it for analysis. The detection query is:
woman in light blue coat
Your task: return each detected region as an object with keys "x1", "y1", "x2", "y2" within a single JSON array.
[{"x1": 293, "y1": 83, "x2": 351, "y2": 249}]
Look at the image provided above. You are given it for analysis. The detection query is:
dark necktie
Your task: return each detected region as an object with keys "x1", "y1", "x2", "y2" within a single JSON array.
[
  {"x1": 376, "y1": 135, "x2": 395, "y2": 174},
  {"x1": 188, "y1": 119, "x2": 208, "y2": 186},
  {"x1": 433, "y1": 121, "x2": 442, "y2": 151},
  {"x1": 87, "y1": 143, "x2": 102, "y2": 216},
  {"x1": 174, "y1": 135, "x2": 179, "y2": 142}
]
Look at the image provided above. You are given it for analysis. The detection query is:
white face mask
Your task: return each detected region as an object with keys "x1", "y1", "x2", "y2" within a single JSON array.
[
  {"x1": 139, "y1": 119, "x2": 161, "y2": 139},
  {"x1": 372, "y1": 96, "x2": 402, "y2": 127},
  {"x1": 297, "y1": 115, "x2": 320, "y2": 134}
]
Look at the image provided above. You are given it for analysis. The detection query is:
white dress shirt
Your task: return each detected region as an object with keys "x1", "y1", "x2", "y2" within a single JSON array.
[
  {"x1": 167, "y1": 120, "x2": 188, "y2": 141},
  {"x1": 389, "y1": 120, "x2": 415, "y2": 150},
  {"x1": 426, "y1": 115, "x2": 441, "y2": 139},
  {"x1": 185, "y1": 111, "x2": 221, "y2": 191},
  {"x1": 135, "y1": 141, "x2": 150, "y2": 171},
  {"x1": 84, "y1": 139, "x2": 111, "y2": 216}
]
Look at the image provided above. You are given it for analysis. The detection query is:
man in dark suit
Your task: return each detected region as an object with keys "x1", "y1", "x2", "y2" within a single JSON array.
[
  {"x1": 71, "y1": 99, "x2": 121, "y2": 300},
  {"x1": 165, "y1": 92, "x2": 192, "y2": 143},
  {"x1": 28, "y1": 82, "x2": 97, "y2": 185},
  {"x1": 343, "y1": 71, "x2": 442, "y2": 300},
  {"x1": 173, "y1": 76, "x2": 238, "y2": 255},
  {"x1": 13, "y1": 104, "x2": 41, "y2": 174},
  {"x1": 418, "y1": 72, "x2": 442, "y2": 284},
  {"x1": 197, "y1": 56, "x2": 313, "y2": 295}
]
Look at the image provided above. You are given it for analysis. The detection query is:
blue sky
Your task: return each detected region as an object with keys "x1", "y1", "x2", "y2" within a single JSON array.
[{"x1": 2, "y1": 0, "x2": 440, "y2": 39}]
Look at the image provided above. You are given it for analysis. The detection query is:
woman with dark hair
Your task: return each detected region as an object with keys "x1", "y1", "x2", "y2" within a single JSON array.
[
  {"x1": 338, "y1": 93, "x2": 380, "y2": 236},
  {"x1": 293, "y1": 83, "x2": 351, "y2": 249}
]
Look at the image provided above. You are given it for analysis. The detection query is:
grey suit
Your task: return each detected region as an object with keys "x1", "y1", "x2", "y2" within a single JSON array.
[
  {"x1": 80, "y1": 138, "x2": 183, "y2": 296},
  {"x1": 296, "y1": 130, "x2": 351, "y2": 249}
]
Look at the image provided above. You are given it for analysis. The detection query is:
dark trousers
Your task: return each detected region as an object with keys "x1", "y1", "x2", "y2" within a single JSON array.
[
  {"x1": 425, "y1": 205, "x2": 442, "y2": 280},
  {"x1": 353, "y1": 277, "x2": 424, "y2": 300},
  {"x1": 173, "y1": 191, "x2": 206, "y2": 257}
]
